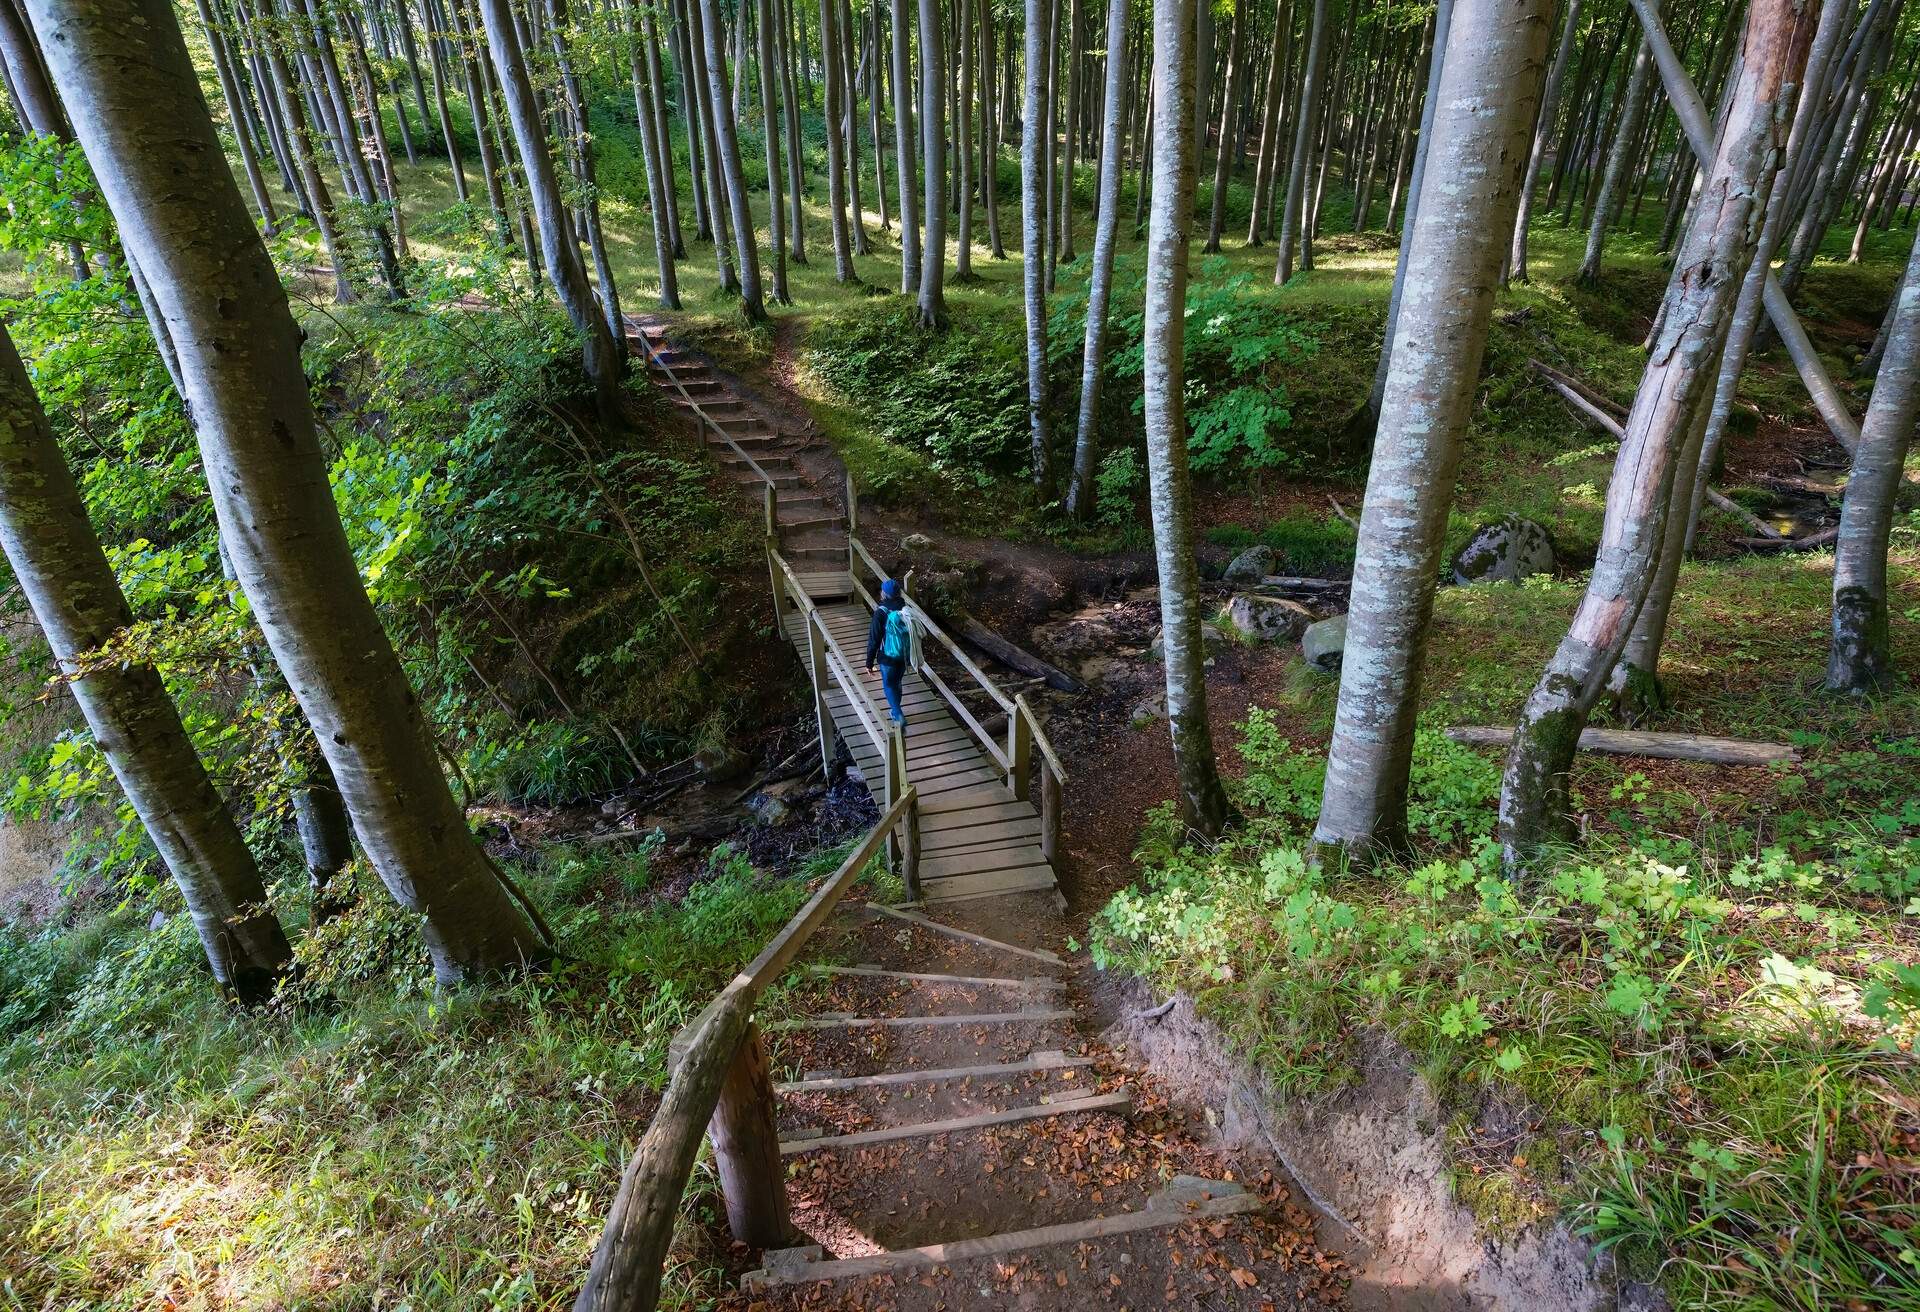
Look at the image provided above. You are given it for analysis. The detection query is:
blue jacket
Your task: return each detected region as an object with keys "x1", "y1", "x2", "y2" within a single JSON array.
[{"x1": 866, "y1": 597, "x2": 908, "y2": 670}]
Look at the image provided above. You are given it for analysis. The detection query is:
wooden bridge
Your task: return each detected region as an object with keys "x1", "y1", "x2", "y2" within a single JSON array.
[{"x1": 564, "y1": 326, "x2": 1291, "y2": 1312}]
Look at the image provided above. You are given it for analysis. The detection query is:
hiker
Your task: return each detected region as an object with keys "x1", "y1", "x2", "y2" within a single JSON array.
[{"x1": 865, "y1": 577, "x2": 913, "y2": 727}]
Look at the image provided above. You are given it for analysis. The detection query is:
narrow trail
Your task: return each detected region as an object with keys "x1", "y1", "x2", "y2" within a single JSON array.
[{"x1": 622, "y1": 318, "x2": 1353, "y2": 1309}]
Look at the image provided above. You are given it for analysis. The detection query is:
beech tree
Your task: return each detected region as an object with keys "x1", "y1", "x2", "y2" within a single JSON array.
[
  {"x1": 1142, "y1": 0, "x2": 1230, "y2": 838},
  {"x1": 476, "y1": 0, "x2": 627, "y2": 418},
  {"x1": 1829, "y1": 224, "x2": 1920, "y2": 693},
  {"x1": 699, "y1": 0, "x2": 769, "y2": 321},
  {"x1": 1022, "y1": 0, "x2": 1052, "y2": 488},
  {"x1": 1500, "y1": 0, "x2": 1815, "y2": 868},
  {"x1": 32, "y1": 0, "x2": 552, "y2": 982},
  {"x1": 1314, "y1": 0, "x2": 1548, "y2": 859},
  {"x1": 0, "y1": 321, "x2": 292, "y2": 1002},
  {"x1": 916, "y1": 0, "x2": 948, "y2": 328}
]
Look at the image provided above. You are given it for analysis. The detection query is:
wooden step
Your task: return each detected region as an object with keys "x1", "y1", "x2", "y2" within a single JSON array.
[
  {"x1": 775, "y1": 1008, "x2": 1073, "y2": 1032},
  {"x1": 778, "y1": 1090, "x2": 1128, "y2": 1156},
  {"x1": 801, "y1": 965, "x2": 1067, "y2": 992},
  {"x1": 774, "y1": 1047, "x2": 1086, "y2": 1093},
  {"x1": 742, "y1": 1177, "x2": 1258, "y2": 1291},
  {"x1": 861, "y1": 904, "x2": 1065, "y2": 966}
]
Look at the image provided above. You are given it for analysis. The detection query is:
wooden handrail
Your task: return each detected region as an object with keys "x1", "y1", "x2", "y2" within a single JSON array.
[
  {"x1": 770, "y1": 547, "x2": 888, "y2": 762},
  {"x1": 1016, "y1": 694, "x2": 1069, "y2": 785},
  {"x1": 631, "y1": 325, "x2": 785, "y2": 497},
  {"x1": 850, "y1": 535, "x2": 1015, "y2": 712},
  {"x1": 576, "y1": 788, "x2": 919, "y2": 1312}
]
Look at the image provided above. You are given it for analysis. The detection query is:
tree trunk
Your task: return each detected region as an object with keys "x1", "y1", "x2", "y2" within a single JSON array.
[
  {"x1": 915, "y1": 0, "x2": 948, "y2": 326},
  {"x1": 419, "y1": 0, "x2": 469, "y2": 201},
  {"x1": 1575, "y1": 27, "x2": 1656, "y2": 286},
  {"x1": 1246, "y1": 0, "x2": 1291, "y2": 245},
  {"x1": 38, "y1": 0, "x2": 552, "y2": 982},
  {"x1": 444, "y1": 0, "x2": 515, "y2": 248},
  {"x1": 780, "y1": 0, "x2": 807, "y2": 262},
  {"x1": 1828, "y1": 224, "x2": 1920, "y2": 692},
  {"x1": 252, "y1": 0, "x2": 355, "y2": 300},
  {"x1": 1064, "y1": 0, "x2": 1129, "y2": 521},
  {"x1": 685, "y1": 0, "x2": 743, "y2": 292},
  {"x1": 626, "y1": 1, "x2": 682, "y2": 307},
  {"x1": 1058, "y1": 0, "x2": 1082, "y2": 263},
  {"x1": 1314, "y1": 0, "x2": 1548, "y2": 861},
  {"x1": 758, "y1": 0, "x2": 791, "y2": 302},
  {"x1": 192, "y1": 0, "x2": 279, "y2": 234},
  {"x1": 1364, "y1": 0, "x2": 1453, "y2": 422},
  {"x1": 1142, "y1": 0, "x2": 1230, "y2": 839},
  {"x1": 1203, "y1": 0, "x2": 1245, "y2": 251},
  {"x1": 893, "y1": 0, "x2": 922, "y2": 291},
  {"x1": 955, "y1": 0, "x2": 975, "y2": 278},
  {"x1": 698, "y1": 0, "x2": 767, "y2": 321},
  {"x1": 0, "y1": 323, "x2": 292, "y2": 1001},
  {"x1": 1270, "y1": 0, "x2": 1325, "y2": 283},
  {"x1": 1510, "y1": 0, "x2": 1580, "y2": 283},
  {"x1": 818, "y1": 0, "x2": 857, "y2": 279},
  {"x1": 480, "y1": 0, "x2": 626, "y2": 416},
  {"x1": 1022, "y1": 0, "x2": 1053, "y2": 488},
  {"x1": 1499, "y1": 0, "x2": 1814, "y2": 869}
]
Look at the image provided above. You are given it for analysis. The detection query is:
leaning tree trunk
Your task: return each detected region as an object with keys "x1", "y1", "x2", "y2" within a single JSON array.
[
  {"x1": 1022, "y1": 0, "x2": 1053, "y2": 489},
  {"x1": 1063, "y1": 0, "x2": 1129, "y2": 521},
  {"x1": 1828, "y1": 223, "x2": 1920, "y2": 692},
  {"x1": 0, "y1": 322, "x2": 292, "y2": 1002},
  {"x1": 192, "y1": 0, "x2": 279, "y2": 234},
  {"x1": 253, "y1": 0, "x2": 355, "y2": 301},
  {"x1": 1499, "y1": 0, "x2": 1814, "y2": 869},
  {"x1": 625, "y1": 1, "x2": 681, "y2": 307},
  {"x1": 545, "y1": 0, "x2": 623, "y2": 344},
  {"x1": 1142, "y1": 0, "x2": 1230, "y2": 839},
  {"x1": 33, "y1": 0, "x2": 551, "y2": 983},
  {"x1": 1313, "y1": 0, "x2": 1548, "y2": 861},
  {"x1": 1511, "y1": 0, "x2": 1581, "y2": 283},
  {"x1": 699, "y1": 0, "x2": 769, "y2": 321},
  {"x1": 478, "y1": 0, "x2": 626, "y2": 420},
  {"x1": 1271, "y1": 0, "x2": 1325, "y2": 285},
  {"x1": 916, "y1": 0, "x2": 948, "y2": 327}
]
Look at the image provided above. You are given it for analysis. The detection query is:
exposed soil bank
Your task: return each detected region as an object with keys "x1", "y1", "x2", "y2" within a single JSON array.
[{"x1": 1104, "y1": 979, "x2": 1667, "y2": 1312}]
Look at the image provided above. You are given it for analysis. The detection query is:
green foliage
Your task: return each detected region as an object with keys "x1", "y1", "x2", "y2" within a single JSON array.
[
  {"x1": 801, "y1": 299, "x2": 1030, "y2": 478},
  {"x1": 469, "y1": 720, "x2": 634, "y2": 807},
  {"x1": 1092, "y1": 720, "x2": 1920, "y2": 1308}
]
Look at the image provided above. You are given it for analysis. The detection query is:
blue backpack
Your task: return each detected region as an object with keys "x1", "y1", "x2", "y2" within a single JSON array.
[{"x1": 881, "y1": 606, "x2": 913, "y2": 662}]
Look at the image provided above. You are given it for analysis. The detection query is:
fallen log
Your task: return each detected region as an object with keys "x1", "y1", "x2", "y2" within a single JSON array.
[
  {"x1": 1530, "y1": 359, "x2": 1627, "y2": 418},
  {"x1": 1702, "y1": 487, "x2": 1785, "y2": 540},
  {"x1": 1445, "y1": 725, "x2": 1797, "y2": 766},
  {"x1": 955, "y1": 615, "x2": 1086, "y2": 693},
  {"x1": 1258, "y1": 574, "x2": 1350, "y2": 593},
  {"x1": 1734, "y1": 526, "x2": 1838, "y2": 552}
]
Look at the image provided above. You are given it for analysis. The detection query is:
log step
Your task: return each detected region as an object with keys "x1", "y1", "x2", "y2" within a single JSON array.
[
  {"x1": 773, "y1": 1048, "x2": 1089, "y2": 1092},
  {"x1": 777, "y1": 1089, "x2": 1130, "y2": 1155},
  {"x1": 803, "y1": 964, "x2": 1066, "y2": 991},
  {"x1": 773, "y1": 1008, "x2": 1074, "y2": 1031},
  {"x1": 861, "y1": 904, "x2": 1064, "y2": 966},
  {"x1": 741, "y1": 1176, "x2": 1255, "y2": 1289}
]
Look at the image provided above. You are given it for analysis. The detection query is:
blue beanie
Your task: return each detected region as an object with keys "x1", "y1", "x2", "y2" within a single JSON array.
[{"x1": 881, "y1": 578, "x2": 901, "y2": 600}]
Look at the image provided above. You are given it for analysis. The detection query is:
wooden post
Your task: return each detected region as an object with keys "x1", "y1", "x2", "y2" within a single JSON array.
[
  {"x1": 1008, "y1": 700, "x2": 1033, "y2": 800},
  {"x1": 707, "y1": 1022, "x2": 791, "y2": 1249},
  {"x1": 808, "y1": 610, "x2": 835, "y2": 776},
  {"x1": 1039, "y1": 760, "x2": 1061, "y2": 866},
  {"x1": 885, "y1": 724, "x2": 905, "y2": 871},
  {"x1": 845, "y1": 468, "x2": 858, "y2": 581},
  {"x1": 765, "y1": 483, "x2": 783, "y2": 629},
  {"x1": 894, "y1": 726, "x2": 920, "y2": 900},
  {"x1": 763, "y1": 479, "x2": 778, "y2": 537}
]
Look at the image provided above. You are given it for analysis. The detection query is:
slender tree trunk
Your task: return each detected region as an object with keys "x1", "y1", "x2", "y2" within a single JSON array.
[
  {"x1": 818, "y1": 0, "x2": 857, "y2": 279},
  {"x1": 1204, "y1": 0, "x2": 1245, "y2": 251},
  {"x1": 1142, "y1": 0, "x2": 1229, "y2": 839},
  {"x1": 445, "y1": 0, "x2": 513, "y2": 247},
  {"x1": 1575, "y1": 26, "x2": 1656, "y2": 286},
  {"x1": 545, "y1": 0, "x2": 622, "y2": 342},
  {"x1": 668, "y1": 0, "x2": 711, "y2": 241},
  {"x1": 915, "y1": 0, "x2": 948, "y2": 325},
  {"x1": 837, "y1": 0, "x2": 870, "y2": 254},
  {"x1": 1314, "y1": 0, "x2": 1548, "y2": 860},
  {"x1": 1064, "y1": 0, "x2": 1129, "y2": 521},
  {"x1": 1247, "y1": 0, "x2": 1291, "y2": 245},
  {"x1": 419, "y1": 0, "x2": 468, "y2": 201},
  {"x1": 684, "y1": 0, "x2": 741, "y2": 291},
  {"x1": 892, "y1": 0, "x2": 921, "y2": 291},
  {"x1": 0, "y1": 323, "x2": 292, "y2": 1001},
  {"x1": 758, "y1": 0, "x2": 791, "y2": 303},
  {"x1": 983, "y1": 6, "x2": 1005, "y2": 256},
  {"x1": 479, "y1": 0, "x2": 625, "y2": 418},
  {"x1": 34, "y1": 0, "x2": 551, "y2": 981},
  {"x1": 193, "y1": 0, "x2": 279, "y2": 233},
  {"x1": 699, "y1": 0, "x2": 768, "y2": 320},
  {"x1": 1510, "y1": 0, "x2": 1579, "y2": 282},
  {"x1": 1499, "y1": 0, "x2": 1813, "y2": 868},
  {"x1": 780, "y1": 0, "x2": 807, "y2": 262},
  {"x1": 254, "y1": 0, "x2": 355, "y2": 299},
  {"x1": 1829, "y1": 223, "x2": 1920, "y2": 692},
  {"x1": 1058, "y1": 0, "x2": 1082, "y2": 262},
  {"x1": 626, "y1": 1, "x2": 681, "y2": 307},
  {"x1": 1271, "y1": 0, "x2": 1325, "y2": 284},
  {"x1": 1023, "y1": 0, "x2": 1053, "y2": 488},
  {"x1": 955, "y1": 0, "x2": 975, "y2": 278}
]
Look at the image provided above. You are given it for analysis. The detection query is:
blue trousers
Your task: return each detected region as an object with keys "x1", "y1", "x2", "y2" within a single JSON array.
[{"x1": 879, "y1": 661, "x2": 906, "y2": 724}]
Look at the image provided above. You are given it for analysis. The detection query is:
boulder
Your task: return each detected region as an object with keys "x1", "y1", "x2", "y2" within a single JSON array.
[
  {"x1": 901, "y1": 532, "x2": 935, "y2": 553},
  {"x1": 1302, "y1": 614, "x2": 1347, "y2": 673},
  {"x1": 1222, "y1": 544, "x2": 1276, "y2": 583},
  {"x1": 695, "y1": 746, "x2": 751, "y2": 783},
  {"x1": 1226, "y1": 594, "x2": 1314, "y2": 643},
  {"x1": 1130, "y1": 690, "x2": 1169, "y2": 724},
  {"x1": 1451, "y1": 516, "x2": 1556, "y2": 586},
  {"x1": 748, "y1": 793, "x2": 796, "y2": 827}
]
